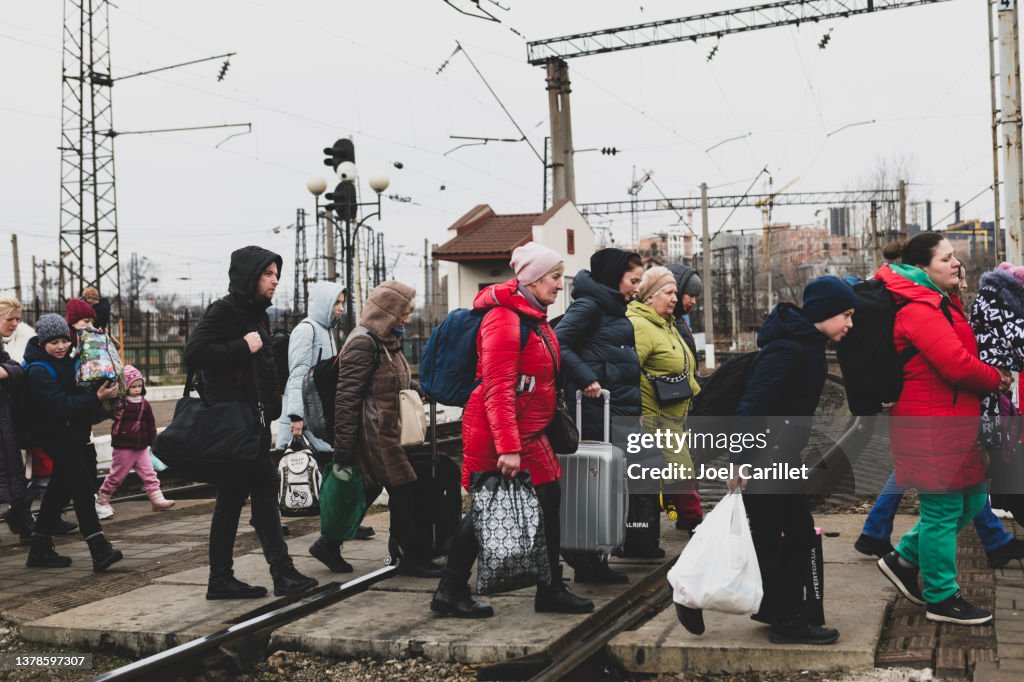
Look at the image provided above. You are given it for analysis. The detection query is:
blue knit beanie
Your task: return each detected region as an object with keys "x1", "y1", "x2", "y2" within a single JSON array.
[{"x1": 802, "y1": 276, "x2": 856, "y2": 323}]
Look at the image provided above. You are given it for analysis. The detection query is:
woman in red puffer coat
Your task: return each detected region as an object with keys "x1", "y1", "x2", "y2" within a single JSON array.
[
  {"x1": 874, "y1": 232, "x2": 1012, "y2": 627},
  {"x1": 431, "y1": 242, "x2": 594, "y2": 620}
]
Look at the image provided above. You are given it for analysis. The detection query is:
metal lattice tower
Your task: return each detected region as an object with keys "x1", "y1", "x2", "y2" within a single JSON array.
[{"x1": 59, "y1": 0, "x2": 121, "y2": 305}]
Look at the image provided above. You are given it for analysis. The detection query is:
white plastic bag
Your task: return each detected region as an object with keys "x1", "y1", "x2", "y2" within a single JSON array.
[{"x1": 667, "y1": 491, "x2": 763, "y2": 614}]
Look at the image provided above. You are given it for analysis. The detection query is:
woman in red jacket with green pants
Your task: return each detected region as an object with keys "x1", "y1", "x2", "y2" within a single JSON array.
[{"x1": 875, "y1": 232, "x2": 1013, "y2": 625}]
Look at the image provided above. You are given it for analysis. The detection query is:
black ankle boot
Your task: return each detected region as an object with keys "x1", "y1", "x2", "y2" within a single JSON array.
[
  {"x1": 535, "y1": 566, "x2": 595, "y2": 614},
  {"x1": 675, "y1": 603, "x2": 705, "y2": 635},
  {"x1": 26, "y1": 534, "x2": 72, "y2": 568},
  {"x1": 86, "y1": 532, "x2": 123, "y2": 572},
  {"x1": 6, "y1": 501, "x2": 34, "y2": 545},
  {"x1": 206, "y1": 575, "x2": 269, "y2": 600},
  {"x1": 430, "y1": 577, "x2": 494, "y2": 618},
  {"x1": 309, "y1": 537, "x2": 353, "y2": 573},
  {"x1": 272, "y1": 565, "x2": 318, "y2": 596}
]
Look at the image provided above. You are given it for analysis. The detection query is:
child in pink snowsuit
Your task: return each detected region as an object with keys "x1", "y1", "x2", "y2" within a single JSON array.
[{"x1": 97, "y1": 365, "x2": 174, "y2": 513}]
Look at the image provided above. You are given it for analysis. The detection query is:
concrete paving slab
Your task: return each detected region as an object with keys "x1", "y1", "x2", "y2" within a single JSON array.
[
  {"x1": 607, "y1": 514, "x2": 899, "y2": 675},
  {"x1": 153, "y1": 552, "x2": 383, "y2": 587},
  {"x1": 21, "y1": 584, "x2": 275, "y2": 655},
  {"x1": 269, "y1": 588, "x2": 605, "y2": 664}
]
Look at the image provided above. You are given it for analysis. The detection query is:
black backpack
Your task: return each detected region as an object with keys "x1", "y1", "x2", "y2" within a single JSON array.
[
  {"x1": 270, "y1": 329, "x2": 291, "y2": 394},
  {"x1": 836, "y1": 278, "x2": 954, "y2": 415},
  {"x1": 688, "y1": 351, "x2": 760, "y2": 417},
  {"x1": 303, "y1": 328, "x2": 383, "y2": 444}
]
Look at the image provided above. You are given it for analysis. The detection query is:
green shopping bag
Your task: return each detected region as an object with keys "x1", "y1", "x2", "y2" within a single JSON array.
[{"x1": 319, "y1": 463, "x2": 368, "y2": 542}]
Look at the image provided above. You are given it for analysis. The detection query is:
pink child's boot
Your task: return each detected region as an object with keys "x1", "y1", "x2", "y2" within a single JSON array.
[{"x1": 148, "y1": 489, "x2": 175, "y2": 511}]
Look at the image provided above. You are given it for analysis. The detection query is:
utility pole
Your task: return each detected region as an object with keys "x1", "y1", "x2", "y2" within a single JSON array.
[
  {"x1": 700, "y1": 182, "x2": 715, "y2": 369},
  {"x1": 324, "y1": 212, "x2": 337, "y2": 282},
  {"x1": 989, "y1": 0, "x2": 1005, "y2": 264},
  {"x1": 11, "y1": 235, "x2": 21, "y2": 302},
  {"x1": 31, "y1": 256, "x2": 38, "y2": 310},
  {"x1": 898, "y1": 179, "x2": 908, "y2": 241},
  {"x1": 871, "y1": 202, "x2": 881, "y2": 267},
  {"x1": 999, "y1": 0, "x2": 1024, "y2": 264},
  {"x1": 546, "y1": 59, "x2": 575, "y2": 204}
]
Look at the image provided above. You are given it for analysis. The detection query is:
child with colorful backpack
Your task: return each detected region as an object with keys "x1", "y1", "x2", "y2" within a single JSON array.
[
  {"x1": 23, "y1": 314, "x2": 122, "y2": 571},
  {"x1": 96, "y1": 365, "x2": 174, "y2": 516}
]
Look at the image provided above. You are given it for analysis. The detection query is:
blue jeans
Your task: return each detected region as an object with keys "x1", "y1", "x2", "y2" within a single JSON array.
[{"x1": 862, "y1": 471, "x2": 1012, "y2": 553}]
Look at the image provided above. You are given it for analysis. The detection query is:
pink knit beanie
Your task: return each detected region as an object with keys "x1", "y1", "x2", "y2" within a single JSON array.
[
  {"x1": 510, "y1": 242, "x2": 564, "y2": 286},
  {"x1": 999, "y1": 261, "x2": 1024, "y2": 287}
]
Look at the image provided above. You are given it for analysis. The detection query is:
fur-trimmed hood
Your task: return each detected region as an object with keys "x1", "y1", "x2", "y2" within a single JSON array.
[{"x1": 978, "y1": 268, "x2": 1024, "y2": 317}]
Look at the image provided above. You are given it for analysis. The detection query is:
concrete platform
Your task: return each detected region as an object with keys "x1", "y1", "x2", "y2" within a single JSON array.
[
  {"x1": 18, "y1": 509, "x2": 916, "y2": 674},
  {"x1": 607, "y1": 514, "x2": 916, "y2": 675}
]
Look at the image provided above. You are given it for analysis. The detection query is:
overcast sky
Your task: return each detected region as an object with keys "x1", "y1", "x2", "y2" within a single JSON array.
[{"x1": 0, "y1": 0, "x2": 1005, "y2": 307}]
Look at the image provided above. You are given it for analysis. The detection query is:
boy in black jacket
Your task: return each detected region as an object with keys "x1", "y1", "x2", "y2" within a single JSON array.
[
  {"x1": 24, "y1": 314, "x2": 122, "y2": 571},
  {"x1": 676, "y1": 277, "x2": 855, "y2": 644}
]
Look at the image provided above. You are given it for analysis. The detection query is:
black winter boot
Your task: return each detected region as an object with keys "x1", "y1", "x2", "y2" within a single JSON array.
[
  {"x1": 430, "y1": 574, "x2": 494, "y2": 619},
  {"x1": 272, "y1": 565, "x2": 318, "y2": 596},
  {"x1": 6, "y1": 499, "x2": 34, "y2": 544},
  {"x1": 535, "y1": 565, "x2": 595, "y2": 614},
  {"x1": 675, "y1": 603, "x2": 706, "y2": 635},
  {"x1": 206, "y1": 575, "x2": 269, "y2": 600},
  {"x1": 86, "y1": 532, "x2": 123, "y2": 572},
  {"x1": 26, "y1": 534, "x2": 72, "y2": 568},
  {"x1": 309, "y1": 537, "x2": 353, "y2": 573}
]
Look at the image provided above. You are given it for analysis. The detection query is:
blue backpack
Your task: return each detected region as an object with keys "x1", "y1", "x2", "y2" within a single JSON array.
[
  {"x1": 419, "y1": 308, "x2": 533, "y2": 406},
  {"x1": 13, "y1": 361, "x2": 58, "y2": 448}
]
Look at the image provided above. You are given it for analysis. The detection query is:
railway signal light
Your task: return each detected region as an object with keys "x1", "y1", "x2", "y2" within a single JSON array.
[
  {"x1": 323, "y1": 138, "x2": 356, "y2": 173},
  {"x1": 324, "y1": 181, "x2": 358, "y2": 221}
]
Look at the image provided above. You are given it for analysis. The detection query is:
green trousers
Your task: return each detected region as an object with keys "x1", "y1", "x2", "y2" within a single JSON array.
[{"x1": 894, "y1": 484, "x2": 987, "y2": 603}]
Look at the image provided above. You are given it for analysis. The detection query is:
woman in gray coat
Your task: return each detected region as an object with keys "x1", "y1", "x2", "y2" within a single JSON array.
[{"x1": 276, "y1": 281, "x2": 347, "y2": 453}]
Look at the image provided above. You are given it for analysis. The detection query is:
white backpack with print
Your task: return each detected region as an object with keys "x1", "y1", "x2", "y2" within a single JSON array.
[{"x1": 277, "y1": 437, "x2": 323, "y2": 517}]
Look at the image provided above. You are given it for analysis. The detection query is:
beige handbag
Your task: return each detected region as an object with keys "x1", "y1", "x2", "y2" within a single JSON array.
[{"x1": 398, "y1": 389, "x2": 427, "y2": 447}]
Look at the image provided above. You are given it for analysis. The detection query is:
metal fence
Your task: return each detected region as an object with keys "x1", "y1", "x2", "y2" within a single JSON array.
[{"x1": 20, "y1": 305, "x2": 429, "y2": 380}]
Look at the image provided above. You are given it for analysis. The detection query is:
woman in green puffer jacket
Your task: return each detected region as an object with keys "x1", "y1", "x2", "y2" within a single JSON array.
[{"x1": 621, "y1": 266, "x2": 702, "y2": 557}]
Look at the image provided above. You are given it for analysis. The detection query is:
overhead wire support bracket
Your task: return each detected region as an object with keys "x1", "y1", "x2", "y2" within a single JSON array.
[
  {"x1": 578, "y1": 189, "x2": 899, "y2": 216},
  {"x1": 526, "y1": 0, "x2": 954, "y2": 64},
  {"x1": 112, "y1": 52, "x2": 237, "y2": 82}
]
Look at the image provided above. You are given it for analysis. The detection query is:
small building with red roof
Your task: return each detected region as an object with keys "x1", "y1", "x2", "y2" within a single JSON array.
[{"x1": 432, "y1": 199, "x2": 595, "y2": 313}]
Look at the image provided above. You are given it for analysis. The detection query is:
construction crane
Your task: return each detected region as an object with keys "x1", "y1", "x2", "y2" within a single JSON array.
[
  {"x1": 628, "y1": 168, "x2": 653, "y2": 247},
  {"x1": 529, "y1": 0, "x2": 956, "y2": 206},
  {"x1": 755, "y1": 176, "x2": 798, "y2": 310}
]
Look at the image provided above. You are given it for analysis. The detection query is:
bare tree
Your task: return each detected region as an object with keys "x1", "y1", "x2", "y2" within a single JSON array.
[{"x1": 122, "y1": 252, "x2": 159, "y2": 314}]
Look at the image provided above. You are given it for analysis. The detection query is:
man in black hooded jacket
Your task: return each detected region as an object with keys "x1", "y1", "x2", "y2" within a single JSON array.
[{"x1": 184, "y1": 246, "x2": 317, "y2": 599}]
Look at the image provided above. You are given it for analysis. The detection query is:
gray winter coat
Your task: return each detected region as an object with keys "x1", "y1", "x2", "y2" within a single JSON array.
[{"x1": 281, "y1": 281, "x2": 346, "y2": 452}]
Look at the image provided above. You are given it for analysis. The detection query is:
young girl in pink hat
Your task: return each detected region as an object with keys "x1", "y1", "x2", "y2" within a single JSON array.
[{"x1": 96, "y1": 365, "x2": 175, "y2": 514}]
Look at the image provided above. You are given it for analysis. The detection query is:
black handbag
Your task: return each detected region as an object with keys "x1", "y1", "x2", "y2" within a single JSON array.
[
  {"x1": 152, "y1": 371, "x2": 264, "y2": 480},
  {"x1": 532, "y1": 322, "x2": 580, "y2": 455},
  {"x1": 644, "y1": 371, "x2": 694, "y2": 405}
]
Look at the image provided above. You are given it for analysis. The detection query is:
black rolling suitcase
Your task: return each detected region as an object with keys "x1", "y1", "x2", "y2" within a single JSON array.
[{"x1": 386, "y1": 401, "x2": 462, "y2": 563}]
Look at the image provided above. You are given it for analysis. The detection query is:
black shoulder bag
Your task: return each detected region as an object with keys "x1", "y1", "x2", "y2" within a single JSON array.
[
  {"x1": 643, "y1": 322, "x2": 694, "y2": 405},
  {"x1": 152, "y1": 370, "x2": 263, "y2": 482},
  {"x1": 532, "y1": 322, "x2": 580, "y2": 455}
]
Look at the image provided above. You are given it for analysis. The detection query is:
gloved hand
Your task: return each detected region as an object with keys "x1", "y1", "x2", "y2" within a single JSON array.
[{"x1": 331, "y1": 463, "x2": 354, "y2": 481}]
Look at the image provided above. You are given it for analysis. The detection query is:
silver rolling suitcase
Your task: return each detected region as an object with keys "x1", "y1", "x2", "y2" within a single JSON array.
[{"x1": 558, "y1": 389, "x2": 628, "y2": 552}]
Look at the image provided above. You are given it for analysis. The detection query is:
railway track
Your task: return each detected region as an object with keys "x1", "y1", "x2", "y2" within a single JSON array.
[{"x1": 85, "y1": 372, "x2": 875, "y2": 681}]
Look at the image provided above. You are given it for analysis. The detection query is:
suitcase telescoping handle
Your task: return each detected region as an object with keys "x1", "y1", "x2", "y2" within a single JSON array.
[{"x1": 575, "y1": 389, "x2": 611, "y2": 443}]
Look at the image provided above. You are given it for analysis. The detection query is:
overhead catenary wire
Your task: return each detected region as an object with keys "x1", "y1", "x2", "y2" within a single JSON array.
[{"x1": 452, "y1": 41, "x2": 545, "y2": 164}]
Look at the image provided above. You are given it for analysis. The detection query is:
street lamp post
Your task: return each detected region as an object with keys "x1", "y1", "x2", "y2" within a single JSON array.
[{"x1": 334, "y1": 172, "x2": 389, "y2": 332}]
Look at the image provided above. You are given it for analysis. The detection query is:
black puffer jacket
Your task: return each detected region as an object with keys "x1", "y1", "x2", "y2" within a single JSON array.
[
  {"x1": 183, "y1": 246, "x2": 283, "y2": 422},
  {"x1": 733, "y1": 302, "x2": 828, "y2": 468},
  {"x1": 0, "y1": 349, "x2": 26, "y2": 504},
  {"x1": 556, "y1": 269, "x2": 641, "y2": 440}
]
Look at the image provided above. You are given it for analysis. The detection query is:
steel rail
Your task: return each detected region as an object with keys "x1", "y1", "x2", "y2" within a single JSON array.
[{"x1": 87, "y1": 565, "x2": 400, "y2": 682}]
